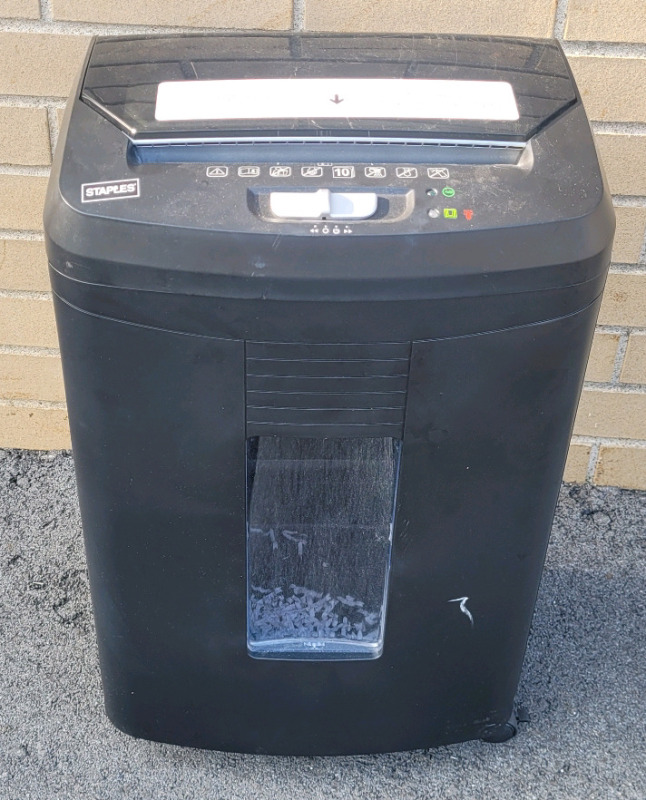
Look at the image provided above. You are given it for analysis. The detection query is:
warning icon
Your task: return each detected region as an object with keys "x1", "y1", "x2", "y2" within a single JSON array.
[
  {"x1": 206, "y1": 166, "x2": 229, "y2": 177},
  {"x1": 427, "y1": 167, "x2": 450, "y2": 180}
]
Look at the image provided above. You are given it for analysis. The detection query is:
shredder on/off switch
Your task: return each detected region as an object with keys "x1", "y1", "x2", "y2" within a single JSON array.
[{"x1": 44, "y1": 32, "x2": 614, "y2": 755}]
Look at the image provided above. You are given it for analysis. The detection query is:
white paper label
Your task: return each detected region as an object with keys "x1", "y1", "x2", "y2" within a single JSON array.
[{"x1": 155, "y1": 78, "x2": 519, "y2": 123}]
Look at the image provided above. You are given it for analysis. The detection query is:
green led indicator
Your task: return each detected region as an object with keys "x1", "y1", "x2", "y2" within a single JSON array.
[
  {"x1": 442, "y1": 186, "x2": 456, "y2": 198},
  {"x1": 443, "y1": 208, "x2": 458, "y2": 219}
]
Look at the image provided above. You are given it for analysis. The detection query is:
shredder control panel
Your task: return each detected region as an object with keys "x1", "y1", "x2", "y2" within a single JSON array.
[
  {"x1": 246, "y1": 162, "x2": 486, "y2": 233},
  {"x1": 65, "y1": 141, "x2": 599, "y2": 237},
  {"x1": 217, "y1": 162, "x2": 482, "y2": 232},
  {"x1": 85, "y1": 150, "x2": 566, "y2": 237}
]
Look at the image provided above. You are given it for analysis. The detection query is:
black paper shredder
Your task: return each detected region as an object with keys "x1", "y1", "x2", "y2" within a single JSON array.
[{"x1": 44, "y1": 33, "x2": 614, "y2": 755}]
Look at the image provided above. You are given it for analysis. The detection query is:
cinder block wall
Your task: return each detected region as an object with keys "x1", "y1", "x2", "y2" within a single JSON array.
[{"x1": 0, "y1": 1, "x2": 645, "y2": 487}]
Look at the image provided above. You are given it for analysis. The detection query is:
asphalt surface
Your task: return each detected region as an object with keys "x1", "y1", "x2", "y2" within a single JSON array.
[{"x1": 1, "y1": 448, "x2": 645, "y2": 800}]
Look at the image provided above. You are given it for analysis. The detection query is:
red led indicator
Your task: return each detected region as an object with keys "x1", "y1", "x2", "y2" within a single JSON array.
[{"x1": 463, "y1": 209, "x2": 474, "y2": 221}]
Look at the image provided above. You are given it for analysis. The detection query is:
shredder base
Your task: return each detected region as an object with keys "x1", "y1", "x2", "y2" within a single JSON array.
[{"x1": 103, "y1": 702, "x2": 519, "y2": 755}]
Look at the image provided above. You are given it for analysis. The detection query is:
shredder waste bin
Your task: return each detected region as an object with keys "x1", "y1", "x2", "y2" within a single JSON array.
[{"x1": 44, "y1": 32, "x2": 615, "y2": 755}]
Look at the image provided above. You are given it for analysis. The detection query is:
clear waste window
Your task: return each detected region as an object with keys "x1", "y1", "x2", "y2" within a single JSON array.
[{"x1": 247, "y1": 436, "x2": 401, "y2": 660}]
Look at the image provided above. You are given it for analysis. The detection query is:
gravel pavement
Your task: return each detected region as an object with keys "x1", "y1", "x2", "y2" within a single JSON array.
[{"x1": 1, "y1": 448, "x2": 645, "y2": 800}]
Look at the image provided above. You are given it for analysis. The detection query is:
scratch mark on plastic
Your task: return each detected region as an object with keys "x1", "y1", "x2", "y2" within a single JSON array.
[{"x1": 449, "y1": 596, "x2": 474, "y2": 627}]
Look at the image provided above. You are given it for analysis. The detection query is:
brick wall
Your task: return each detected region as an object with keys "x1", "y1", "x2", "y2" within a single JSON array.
[{"x1": 0, "y1": 1, "x2": 645, "y2": 487}]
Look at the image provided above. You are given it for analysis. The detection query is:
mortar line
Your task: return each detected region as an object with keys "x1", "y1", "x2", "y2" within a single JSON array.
[
  {"x1": 553, "y1": 0, "x2": 570, "y2": 40},
  {"x1": 293, "y1": 0, "x2": 305, "y2": 31},
  {"x1": 571, "y1": 434, "x2": 646, "y2": 448},
  {"x1": 611, "y1": 196, "x2": 646, "y2": 207},
  {"x1": 585, "y1": 441, "x2": 601, "y2": 481},
  {"x1": 592, "y1": 121, "x2": 646, "y2": 136},
  {"x1": 610, "y1": 329, "x2": 630, "y2": 384},
  {"x1": 0, "y1": 230, "x2": 44, "y2": 241},
  {"x1": 582, "y1": 381, "x2": 646, "y2": 394},
  {"x1": 561, "y1": 40, "x2": 646, "y2": 58},
  {"x1": 638, "y1": 219, "x2": 646, "y2": 265},
  {"x1": 0, "y1": 164, "x2": 50, "y2": 177},
  {"x1": 596, "y1": 324, "x2": 646, "y2": 334},
  {"x1": 0, "y1": 96, "x2": 67, "y2": 108},
  {"x1": 38, "y1": 0, "x2": 52, "y2": 22},
  {"x1": 0, "y1": 18, "x2": 288, "y2": 35},
  {"x1": 0, "y1": 289, "x2": 51, "y2": 300},
  {"x1": 0, "y1": 398, "x2": 66, "y2": 409},
  {"x1": 0, "y1": 344, "x2": 59, "y2": 357},
  {"x1": 46, "y1": 106, "x2": 60, "y2": 160},
  {"x1": 609, "y1": 265, "x2": 646, "y2": 275}
]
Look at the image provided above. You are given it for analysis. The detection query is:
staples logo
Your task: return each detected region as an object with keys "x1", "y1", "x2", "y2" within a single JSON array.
[{"x1": 81, "y1": 179, "x2": 140, "y2": 203}]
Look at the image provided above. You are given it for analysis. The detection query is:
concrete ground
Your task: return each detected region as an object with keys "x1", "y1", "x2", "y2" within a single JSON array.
[{"x1": 1, "y1": 448, "x2": 645, "y2": 800}]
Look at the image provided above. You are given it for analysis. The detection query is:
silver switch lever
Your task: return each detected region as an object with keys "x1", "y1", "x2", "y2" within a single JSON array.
[
  {"x1": 269, "y1": 189, "x2": 330, "y2": 220},
  {"x1": 329, "y1": 192, "x2": 378, "y2": 220},
  {"x1": 269, "y1": 189, "x2": 378, "y2": 220}
]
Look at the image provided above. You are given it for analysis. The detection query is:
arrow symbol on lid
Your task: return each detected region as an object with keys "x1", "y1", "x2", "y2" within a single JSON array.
[{"x1": 330, "y1": 94, "x2": 344, "y2": 104}]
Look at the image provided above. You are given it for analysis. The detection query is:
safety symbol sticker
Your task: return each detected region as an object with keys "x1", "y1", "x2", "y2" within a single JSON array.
[
  {"x1": 396, "y1": 167, "x2": 418, "y2": 179},
  {"x1": 206, "y1": 166, "x2": 228, "y2": 177},
  {"x1": 428, "y1": 167, "x2": 450, "y2": 179},
  {"x1": 364, "y1": 166, "x2": 386, "y2": 178}
]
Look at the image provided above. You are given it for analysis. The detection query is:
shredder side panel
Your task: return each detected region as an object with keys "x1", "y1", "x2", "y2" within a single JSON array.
[
  {"x1": 51, "y1": 296, "x2": 248, "y2": 740},
  {"x1": 387, "y1": 296, "x2": 602, "y2": 741},
  {"x1": 54, "y1": 287, "x2": 600, "y2": 755}
]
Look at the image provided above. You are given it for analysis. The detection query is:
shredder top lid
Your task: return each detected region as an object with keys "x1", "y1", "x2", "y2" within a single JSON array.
[{"x1": 80, "y1": 33, "x2": 577, "y2": 143}]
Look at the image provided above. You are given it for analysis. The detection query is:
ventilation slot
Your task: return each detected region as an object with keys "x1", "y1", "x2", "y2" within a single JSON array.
[{"x1": 245, "y1": 341, "x2": 411, "y2": 437}]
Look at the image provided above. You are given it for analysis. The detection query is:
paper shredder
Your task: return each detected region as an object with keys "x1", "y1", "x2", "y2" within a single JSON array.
[{"x1": 44, "y1": 33, "x2": 614, "y2": 754}]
